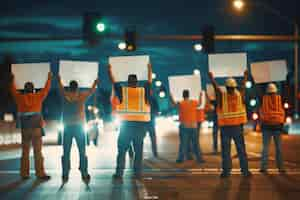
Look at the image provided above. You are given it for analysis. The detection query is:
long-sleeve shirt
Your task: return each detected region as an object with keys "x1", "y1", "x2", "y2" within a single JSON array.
[{"x1": 10, "y1": 78, "x2": 51, "y2": 113}]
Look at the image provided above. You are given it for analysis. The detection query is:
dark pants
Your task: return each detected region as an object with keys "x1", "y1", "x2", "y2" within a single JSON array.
[
  {"x1": 62, "y1": 124, "x2": 88, "y2": 177},
  {"x1": 212, "y1": 114, "x2": 219, "y2": 153},
  {"x1": 220, "y1": 125, "x2": 249, "y2": 175},
  {"x1": 115, "y1": 123, "x2": 146, "y2": 176},
  {"x1": 261, "y1": 128, "x2": 284, "y2": 170},
  {"x1": 178, "y1": 125, "x2": 203, "y2": 163},
  {"x1": 146, "y1": 121, "x2": 158, "y2": 157}
]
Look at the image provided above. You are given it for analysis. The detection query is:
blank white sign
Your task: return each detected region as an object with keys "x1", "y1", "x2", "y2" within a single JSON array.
[
  {"x1": 59, "y1": 60, "x2": 98, "y2": 88},
  {"x1": 251, "y1": 60, "x2": 288, "y2": 83},
  {"x1": 11, "y1": 63, "x2": 50, "y2": 89},
  {"x1": 209, "y1": 53, "x2": 247, "y2": 77},
  {"x1": 109, "y1": 55, "x2": 149, "y2": 82},
  {"x1": 168, "y1": 74, "x2": 201, "y2": 102}
]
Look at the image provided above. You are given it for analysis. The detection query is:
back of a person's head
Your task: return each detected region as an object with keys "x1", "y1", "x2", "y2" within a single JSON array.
[
  {"x1": 128, "y1": 74, "x2": 138, "y2": 87},
  {"x1": 183, "y1": 90, "x2": 190, "y2": 99},
  {"x1": 69, "y1": 80, "x2": 78, "y2": 92},
  {"x1": 24, "y1": 82, "x2": 34, "y2": 93}
]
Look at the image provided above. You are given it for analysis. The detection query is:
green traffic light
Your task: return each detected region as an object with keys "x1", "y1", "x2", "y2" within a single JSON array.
[{"x1": 96, "y1": 22, "x2": 105, "y2": 32}]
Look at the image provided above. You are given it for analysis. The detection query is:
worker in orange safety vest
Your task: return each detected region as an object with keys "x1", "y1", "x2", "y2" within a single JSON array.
[{"x1": 209, "y1": 70, "x2": 251, "y2": 178}]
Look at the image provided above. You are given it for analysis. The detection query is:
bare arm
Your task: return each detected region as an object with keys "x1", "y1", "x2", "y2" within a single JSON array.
[
  {"x1": 39, "y1": 72, "x2": 52, "y2": 100},
  {"x1": 9, "y1": 74, "x2": 20, "y2": 99},
  {"x1": 240, "y1": 70, "x2": 248, "y2": 103},
  {"x1": 148, "y1": 63, "x2": 152, "y2": 84},
  {"x1": 57, "y1": 75, "x2": 67, "y2": 97},
  {"x1": 170, "y1": 93, "x2": 177, "y2": 107},
  {"x1": 108, "y1": 64, "x2": 116, "y2": 84},
  {"x1": 83, "y1": 78, "x2": 99, "y2": 98}
]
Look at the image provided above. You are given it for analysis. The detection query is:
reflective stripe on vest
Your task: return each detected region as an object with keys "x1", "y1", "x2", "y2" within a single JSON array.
[
  {"x1": 116, "y1": 87, "x2": 150, "y2": 122},
  {"x1": 260, "y1": 95, "x2": 285, "y2": 125},
  {"x1": 217, "y1": 90, "x2": 247, "y2": 127}
]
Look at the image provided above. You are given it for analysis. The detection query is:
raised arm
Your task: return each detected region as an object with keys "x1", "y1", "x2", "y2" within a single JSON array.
[
  {"x1": 148, "y1": 63, "x2": 152, "y2": 84},
  {"x1": 39, "y1": 72, "x2": 52, "y2": 100},
  {"x1": 57, "y1": 74, "x2": 66, "y2": 97},
  {"x1": 108, "y1": 64, "x2": 116, "y2": 84},
  {"x1": 240, "y1": 70, "x2": 248, "y2": 102},
  {"x1": 86, "y1": 78, "x2": 99, "y2": 97},
  {"x1": 10, "y1": 74, "x2": 20, "y2": 99},
  {"x1": 170, "y1": 93, "x2": 177, "y2": 107},
  {"x1": 198, "y1": 91, "x2": 206, "y2": 109},
  {"x1": 208, "y1": 72, "x2": 221, "y2": 93}
]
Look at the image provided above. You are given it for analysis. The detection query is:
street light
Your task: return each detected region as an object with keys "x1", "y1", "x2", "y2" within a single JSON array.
[
  {"x1": 193, "y1": 69, "x2": 200, "y2": 75},
  {"x1": 118, "y1": 42, "x2": 126, "y2": 50},
  {"x1": 233, "y1": 0, "x2": 245, "y2": 11},
  {"x1": 152, "y1": 73, "x2": 157, "y2": 79},
  {"x1": 155, "y1": 80, "x2": 162, "y2": 87},
  {"x1": 194, "y1": 44, "x2": 203, "y2": 51},
  {"x1": 96, "y1": 22, "x2": 106, "y2": 32},
  {"x1": 232, "y1": 0, "x2": 299, "y2": 118}
]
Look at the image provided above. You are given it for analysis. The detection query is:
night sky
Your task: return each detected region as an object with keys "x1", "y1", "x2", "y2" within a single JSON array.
[{"x1": 0, "y1": 0, "x2": 299, "y2": 115}]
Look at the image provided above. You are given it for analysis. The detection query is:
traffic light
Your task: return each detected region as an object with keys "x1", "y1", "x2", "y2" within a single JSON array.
[
  {"x1": 125, "y1": 28, "x2": 137, "y2": 51},
  {"x1": 201, "y1": 25, "x2": 215, "y2": 54},
  {"x1": 83, "y1": 12, "x2": 106, "y2": 46}
]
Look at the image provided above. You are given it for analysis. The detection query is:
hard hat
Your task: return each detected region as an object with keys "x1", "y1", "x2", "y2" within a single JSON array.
[
  {"x1": 225, "y1": 78, "x2": 237, "y2": 88},
  {"x1": 267, "y1": 83, "x2": 278, "y2": 93}
]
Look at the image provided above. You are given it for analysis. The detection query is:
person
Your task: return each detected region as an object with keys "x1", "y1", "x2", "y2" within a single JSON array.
[
  {"x1": 209, "y1": 71, "x2": 251, "y2": 178},
  {"x1": 145, "y1": 88, "x2": 159, "y2": 157},
  {"x1": 58, "y1": 76, "x2": 99, "y2": 183},
  {"x1": 208, "y1": 95, "x2": 219, "y2": 154},
  {"x1": 259, "y1": 83, "x2": 285, "y2": 173},
  {"x1": 108, "y1": 63, "x2": 152, "y2": 181},
  {"x1": 110, "y1": 87, "x2": 134, "y2": 159},
  {"x1": 170, "y1": 90, "x2": 205, "y2": 164},
  {"x1": 186, "y1": 90, "x2": 206, "y2": 160},
  {"x1": 10, "y1": 72, "x2": 52, "y2": 180}
]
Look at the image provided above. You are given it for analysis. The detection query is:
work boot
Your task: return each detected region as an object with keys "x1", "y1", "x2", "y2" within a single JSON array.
[
  {"x1": 242, "y1": 171, "x2": 253, "y2": 178},
  {"x1": 220, "y1": 172, "x2": 231, "y2": 178},
  {"x1": 259, "y1": 169, "x2": 268, "y2": 174},
  {"x1": 82, "y1": 174, "x2": 91, "y2": 183},
  {"x1": 62, "y1": 175, "x2": 69, "y2": 183}
]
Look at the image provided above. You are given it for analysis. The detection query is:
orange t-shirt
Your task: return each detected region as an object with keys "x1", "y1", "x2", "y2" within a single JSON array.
[
  {"x1": 11, "y1": 78, "x2": 51, "y2": 113},
  {"x1": 179, "y1": 100, "x2": 198, "y2": 128}
]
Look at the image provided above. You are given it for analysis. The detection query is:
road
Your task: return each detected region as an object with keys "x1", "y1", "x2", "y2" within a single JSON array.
[{"x1": 0, "y1": 118, "x2": 300, "y2": 200}]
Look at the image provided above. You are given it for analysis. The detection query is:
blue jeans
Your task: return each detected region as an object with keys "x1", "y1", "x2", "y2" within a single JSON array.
[
  {"x1": 178, "y1": 125, "x2": 203, "y2": 162},
  {"x1": 220, "y1": 125, "x2": 249, "y2": 174},
  {"x1": 115, "y1": 123, "x2": 146, "y2": 176},
  {"x1": 146, "y1": 121, "x2": 158, "y2": 156},
  {"x1": 62, "y1": 124, "x2": 88, "y2": 177},
  {"x1": 261, "y1": 128, "x2": 284, "y2": 170}
]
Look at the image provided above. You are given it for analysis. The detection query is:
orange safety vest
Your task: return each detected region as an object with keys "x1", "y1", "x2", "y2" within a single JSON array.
[
  {"x1": 179, "y1": 100, "x2": 198, "y2": 127},
  {"x1": 217, "y1": 90, "x2": 247, "y2": 127},
  {"x1": 116, "y1": 87, "x2": 150, "y2": 122},
  {"x1": 111, "y1": 96, "x2": 120, "y2": 116},
  {"x1": 196, "y1": 108, "x2": 205, "y2": 122},
  {"x1": 259, "y1": 94, "x2": 285, "y2": 125}
]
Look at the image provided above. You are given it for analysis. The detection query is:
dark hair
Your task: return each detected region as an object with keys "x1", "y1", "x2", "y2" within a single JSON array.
[
  {"x1": 69, "y1": 80, "x2": 78, "y2": 91},
  {"x1": 183, "y1": 90, "x2": 189, "y2": 98},
  {"x1": 128, "y1": 74, "x2": 137, "y2": 87},
  {"x1": 24, "y1": 82, "x2": 34, "y2": 93}
]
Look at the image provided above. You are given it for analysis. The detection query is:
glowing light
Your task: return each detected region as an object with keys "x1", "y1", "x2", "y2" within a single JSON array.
[
  {"x1": 159, "y1": 91, "x2": 166, "y2": 98},
  {"x1": 233, "y1": 0, "x2": 245, "y2": 10},
  {"x1": 250, "y1": 99, "x2": 257, "y2": 107},
  {"x1": 209, "y1": 121, "x2": 214, "y2": 128},
  {"x1": 194, "y1": 44, "x2": 203, "y2": 51},
  {"x1": 114, "y1": 117, "x2": 120, "y2": 127},
  {"x1": 202, "y1": 121, "x2": 209, "y2": 129},
  {"x1": 284, "y1": 102, "x2": 289, "y2": 109},
  {"x1": 88, "y1": 105, "x2": 93, "y2": 111},
  {"x1": 93, "y1": 107, "x2": 99, "y2": 114},
  {"x1": 172, "y1": 115, "x2": 179, "y2": 121},
  {"x1": 96, "y1": 23, "x2": 105, "y2": 32},
  {"x1": 245, "y1": 81, "x2": 252, "y2": 89},
  {"x1": 118, "y1": 42, "x2": 126, "y2": 50},
  {"x1": 286, "y1": 117, "x2": 292, "y2": 124},
  {"x1": 155, "y1": 80, "x2": 162, "y2": 87},
  {"x1": 193, "y1": 69, "x2": 200, "y2": 75},
  {"x1": 58, "y1": 123, "x2": 64, "y2": 132},
  {"x1": 152, "y1": 73, "x2": 156, "y2": 79},
  {"x1": 252, "y1": 113, "x2": 259, "y2": 120}
]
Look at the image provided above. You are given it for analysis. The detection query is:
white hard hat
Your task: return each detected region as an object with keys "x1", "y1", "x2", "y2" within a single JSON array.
[
  {"x1": 225, "y1": 78, "x2": 237, "y2": 88},
  {"x1": 267, "y1": 83, "x2": 278, "y2": 93}
]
